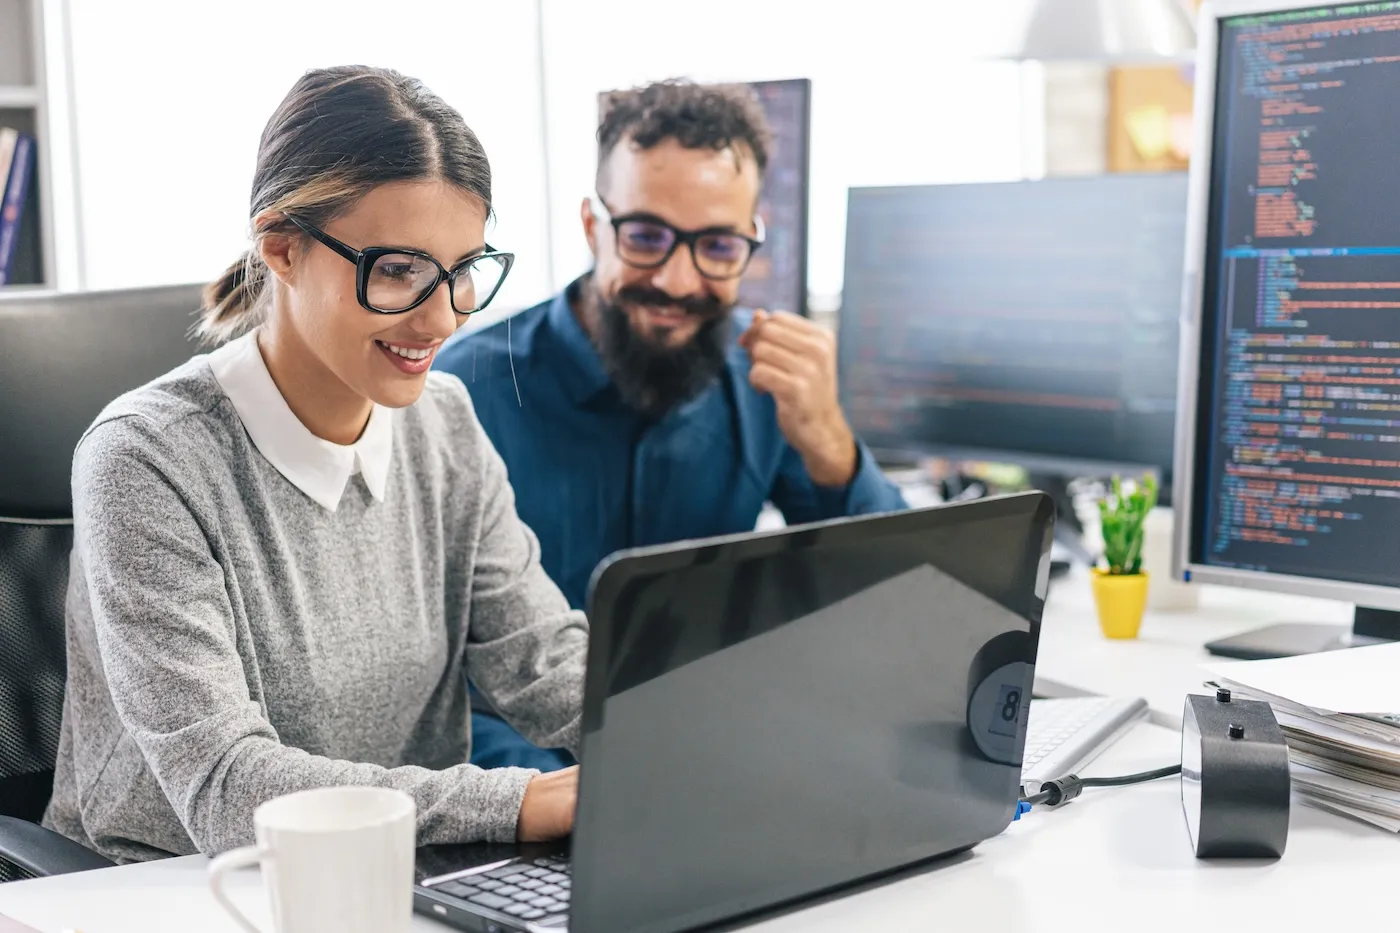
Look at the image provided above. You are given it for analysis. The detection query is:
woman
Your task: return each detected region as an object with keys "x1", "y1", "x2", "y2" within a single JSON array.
[{"x1": 42, "y1": 66, "x2": 584, "y2": 863}]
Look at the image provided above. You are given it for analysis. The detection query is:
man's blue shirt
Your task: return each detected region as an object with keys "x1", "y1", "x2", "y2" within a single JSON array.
[{"x1": 434, "y1": 282, "x2": 908, "y2": 613}]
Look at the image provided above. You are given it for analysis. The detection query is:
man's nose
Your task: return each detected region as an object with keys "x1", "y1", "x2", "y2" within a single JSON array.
[{"x1": 650, "y1": 243, "x2": 704, "y2": 297}]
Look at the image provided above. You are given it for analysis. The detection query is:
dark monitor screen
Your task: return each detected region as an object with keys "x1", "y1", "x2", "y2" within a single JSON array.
[
  {"x1": 839, "y1": 174, "x2": 1186, "y2": 497},
  {"x1": 599, "y1": 78, "x2": 811, "y2": 317},
  {"x1": 1187, "y1": 4, "x2": 1400, "y2": 590},
  {"x1": 0, "y1": 284, "x2": 204, "y2": 518}
]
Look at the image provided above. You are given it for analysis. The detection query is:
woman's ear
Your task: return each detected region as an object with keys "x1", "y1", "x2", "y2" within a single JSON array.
[{"x1": 256, "y1": 213, "x2": 298, "y2": 286}]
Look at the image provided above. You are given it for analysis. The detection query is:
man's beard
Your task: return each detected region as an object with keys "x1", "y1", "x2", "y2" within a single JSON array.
[{"x1": 590, "y1": 281, "x2": 733, "y2": 419}]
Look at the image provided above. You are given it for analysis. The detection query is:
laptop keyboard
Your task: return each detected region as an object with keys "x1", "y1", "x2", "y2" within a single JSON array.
[{"x1": 431, "y1": 857, "x2": 572, "y2": 923}]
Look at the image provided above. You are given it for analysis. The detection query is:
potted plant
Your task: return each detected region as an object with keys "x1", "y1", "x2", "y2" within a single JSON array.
[{"x1": 1092, "y1": 473, "x2": 1159, "y2": 639}]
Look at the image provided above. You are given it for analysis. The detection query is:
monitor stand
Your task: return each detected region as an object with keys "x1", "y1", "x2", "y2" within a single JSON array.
[
  {"x1": 1204, "y1": 606, "x2": 1400, "y2": 660},
  {"x1": 934, "y1": 469, "x2": 1078, "y2": 577}
]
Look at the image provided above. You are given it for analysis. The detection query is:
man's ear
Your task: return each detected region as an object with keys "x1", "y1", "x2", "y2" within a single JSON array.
[
  {"x1": 581, "y1": 196, "x2": 599, "y2": 258},
  {"x1": 256, "y1": 214, "x2": 297, "y2": 286}
]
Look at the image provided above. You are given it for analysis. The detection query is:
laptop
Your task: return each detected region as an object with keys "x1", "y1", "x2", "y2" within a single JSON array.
[{"x1": 414, "y1": 492, "x2": 1055, "y2": 933}]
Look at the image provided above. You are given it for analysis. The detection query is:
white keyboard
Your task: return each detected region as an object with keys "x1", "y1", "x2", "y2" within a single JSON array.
[{"x1": 1022, "y1": 696, "x2": 1149, "y2": 793}]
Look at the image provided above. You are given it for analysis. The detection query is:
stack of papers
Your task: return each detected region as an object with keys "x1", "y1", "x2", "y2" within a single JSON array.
[{"x1": 1203, "y1": 641, "x2": 1400, "y2": 832}]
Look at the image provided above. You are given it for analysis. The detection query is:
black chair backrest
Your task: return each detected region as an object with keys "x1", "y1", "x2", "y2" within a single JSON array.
[
  {"x1": 0, "y1": 284, "x2": 205, "y2": 519},
  {"x1": 0, "y1": 284, "x2": 204, "y2": 831},
  {"x1": 0, "y1": 519, "x2": 72, "y2": 824}
]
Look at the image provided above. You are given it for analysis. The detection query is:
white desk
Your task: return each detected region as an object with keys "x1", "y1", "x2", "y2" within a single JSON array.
[
  {"x1": 1033, "y1": 565, "x2": 1352, "y2": 728},
  {"x1": 1, "y1": 721, "x2": 1392, "y2": 933},
  {"x1": 2, "y1": 513, "x2": 1389, "y2": 931}
]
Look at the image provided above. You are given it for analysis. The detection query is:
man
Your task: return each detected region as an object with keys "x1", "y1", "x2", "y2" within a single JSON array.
[{"x1": 434, "y1": 79, "x2": 907, "y2": 770}]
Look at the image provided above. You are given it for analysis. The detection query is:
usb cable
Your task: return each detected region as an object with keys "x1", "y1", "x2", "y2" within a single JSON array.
[{"x1": 1020, "y1": 764, "x2": 1182, "y2": 810}]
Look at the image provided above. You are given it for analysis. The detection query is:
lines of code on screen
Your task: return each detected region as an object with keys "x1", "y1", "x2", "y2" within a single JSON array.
[
  {"x1": 1197, "y1": 4, "x2": 1400, "y2": 587},
  {"x1": 838, "y1": 174, "x2": 1184, "y2": 477},
  {"x1": 736, "y1": 79, "x2": 809, "y2": 318}
]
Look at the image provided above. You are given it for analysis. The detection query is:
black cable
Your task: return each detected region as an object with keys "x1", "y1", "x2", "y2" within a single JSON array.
[
  {"x1": 1079, "y1": 764, "x2": 1181, "y2": 788},
  {"x1": 1020, "y1": 763, "x2": 1181, "y2": 810},
  {"x1": 1021, "y1": 787, "x2": 1055, "y2": 807}
]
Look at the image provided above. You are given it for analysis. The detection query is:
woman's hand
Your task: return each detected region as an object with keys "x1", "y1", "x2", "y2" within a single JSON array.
[{"x1": 517, "y1": 766, "x2": 579, "y2": 841}]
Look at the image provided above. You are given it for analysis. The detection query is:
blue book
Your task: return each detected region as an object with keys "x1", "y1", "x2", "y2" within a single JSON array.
[{"x1": 0, "y1": 132, "x2": 35, "y2": 286}]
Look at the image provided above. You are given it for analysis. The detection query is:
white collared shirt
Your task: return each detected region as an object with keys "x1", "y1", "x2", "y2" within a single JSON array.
[{"x1": 207, "y1": 331, "x2": 393, "y2": 511}]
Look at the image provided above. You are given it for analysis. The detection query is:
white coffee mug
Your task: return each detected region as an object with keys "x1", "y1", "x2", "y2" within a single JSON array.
[{"x1": 207, "y1": 786, "x2": 416, "y2": 933}]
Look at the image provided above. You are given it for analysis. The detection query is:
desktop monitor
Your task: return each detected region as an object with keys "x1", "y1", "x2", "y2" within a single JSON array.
[
  {"x1": 0, "y1": 284, "x2": 205, "y2": 519},
  {"x1": 599, "y1": 77, "x2": 811, "y2": 317},
  {"x1": 1173, "y1": 1, "x2": 1400, "y2": 657},
  {"x1": 838, "y1": 173, "x2": 1187, "y2": 516}
]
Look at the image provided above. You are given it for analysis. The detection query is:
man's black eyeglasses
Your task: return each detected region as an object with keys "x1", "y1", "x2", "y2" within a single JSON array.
[
  {"x1": 286, "y1": 216, "x2": 514, "y2": 315},
  {"x1": 592, "y1": 196, "x2": 764, "y2": 281}
]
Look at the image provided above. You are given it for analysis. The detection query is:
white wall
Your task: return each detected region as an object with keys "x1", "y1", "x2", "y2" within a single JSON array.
[
  {"x1": 55, "y1": 0, "x2": 1045, "y2": 314},
  {"x1": 61, "y1": 0, "x2": 554, "y2": 314},
  {"x1": 537, "y1": 0, "x2": 1040, "y2": 306}
]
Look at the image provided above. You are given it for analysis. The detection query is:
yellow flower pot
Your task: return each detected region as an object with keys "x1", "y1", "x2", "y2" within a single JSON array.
[{"x1": 1091, "y1": 569, "x2": 1149, "y2": 639}]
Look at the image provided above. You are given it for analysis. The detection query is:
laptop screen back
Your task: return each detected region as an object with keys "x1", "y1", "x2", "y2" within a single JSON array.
[{"x1": 570, "y1": 493, "x2": 1054, "y2": 933}]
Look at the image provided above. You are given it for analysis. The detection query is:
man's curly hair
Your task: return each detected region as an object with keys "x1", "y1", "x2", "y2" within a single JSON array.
[{"x1": 596, "y1": 79, "x2": 772, "y2": 191}]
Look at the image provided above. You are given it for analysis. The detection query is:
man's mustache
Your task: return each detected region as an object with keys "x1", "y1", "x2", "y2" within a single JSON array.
[{"x1": 615, "y1": 286, "x2": 726, "y2": 320}]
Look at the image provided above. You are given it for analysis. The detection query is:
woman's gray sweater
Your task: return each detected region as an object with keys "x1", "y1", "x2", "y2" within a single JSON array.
[{"x1": 42, "y1": 360, "x2": 586, "y2": 863}]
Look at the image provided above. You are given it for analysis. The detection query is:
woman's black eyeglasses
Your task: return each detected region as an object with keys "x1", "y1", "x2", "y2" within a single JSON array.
[
  {"x1": 592, "y1": 196, "x2": 764, "y2": 281},
  {"x1": 286, "y1": 216, "x2": 514, "y2": 315}
]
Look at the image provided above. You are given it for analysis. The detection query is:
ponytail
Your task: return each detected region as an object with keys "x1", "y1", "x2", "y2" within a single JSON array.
[{"x1": 197, "y1": 250, "x2": 268, "y2": 346}]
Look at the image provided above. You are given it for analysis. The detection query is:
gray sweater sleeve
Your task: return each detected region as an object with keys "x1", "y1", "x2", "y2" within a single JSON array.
[
  {"x1": 75, "y1": 421, "x2": 537, "y2": 854},
  {"x1": 458, "y1": 400, "x2": 588, "y2": 753}
]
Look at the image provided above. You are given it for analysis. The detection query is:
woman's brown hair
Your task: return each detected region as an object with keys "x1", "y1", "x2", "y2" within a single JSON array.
[{"x1": 198, "y1": 66, "x2": 492, "y2": 344}]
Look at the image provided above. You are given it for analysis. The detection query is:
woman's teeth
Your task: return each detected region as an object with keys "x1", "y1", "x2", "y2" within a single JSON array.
[{"x1": 379, "y1": 341, "x2": 432, "y2": 360}]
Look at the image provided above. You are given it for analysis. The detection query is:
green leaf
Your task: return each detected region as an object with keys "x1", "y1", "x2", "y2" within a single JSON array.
[{"x1": 1097, "y1": 473, "x2": 1157, "y2": 574}]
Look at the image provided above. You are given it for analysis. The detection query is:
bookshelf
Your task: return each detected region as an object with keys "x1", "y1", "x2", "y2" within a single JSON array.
[
  {"x1": 0, "y1": 87, "x2": 40, "y2": 108},
  {"x1": 0, "y1": 0, "x2": 55, "y2": 287}
]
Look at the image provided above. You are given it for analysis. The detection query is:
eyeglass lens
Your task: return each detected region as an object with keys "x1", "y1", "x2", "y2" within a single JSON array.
[{"x1": 366, "y1": 252, "x2": 509, "y2": 312}]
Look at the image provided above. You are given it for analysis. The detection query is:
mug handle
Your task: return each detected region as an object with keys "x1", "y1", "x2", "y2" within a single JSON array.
[{"x1": 207, "y1": 845, "x2": 269, "y2": 933}]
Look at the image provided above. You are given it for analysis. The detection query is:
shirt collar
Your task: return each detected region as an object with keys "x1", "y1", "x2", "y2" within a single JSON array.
[
  {"x1": 546, "y1": 279, "x2": 618, "y2": 406},
  {"x1": 207, "y1": 331, "x2": 393, "y2": 511}
]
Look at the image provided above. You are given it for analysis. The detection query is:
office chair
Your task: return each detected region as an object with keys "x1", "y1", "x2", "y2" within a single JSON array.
[
  {"x1": 0, "y1": 284, "x2": 205, "y2": 882},
  {"x1": 0, "y1": 516, "x2": 115, "y2": 881}
]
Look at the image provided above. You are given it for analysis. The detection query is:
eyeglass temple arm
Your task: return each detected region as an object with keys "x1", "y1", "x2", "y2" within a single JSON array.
[{"x1": 286, "y1": 215, "x2": 361, "y2": 265}]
